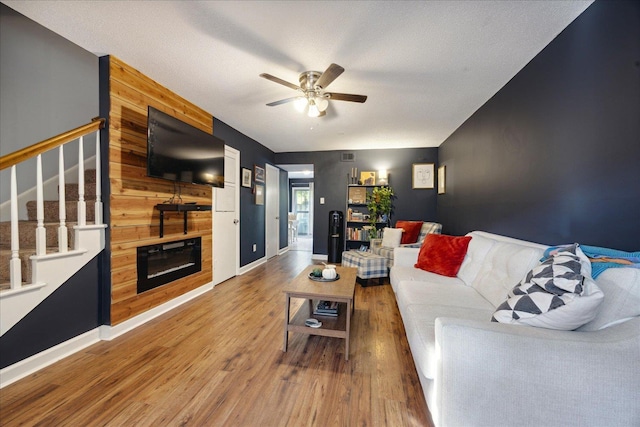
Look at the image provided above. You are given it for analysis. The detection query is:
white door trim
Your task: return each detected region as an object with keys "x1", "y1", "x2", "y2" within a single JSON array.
[{"x1": 265, "y1": 164, "x2": 280, "y2": 259}]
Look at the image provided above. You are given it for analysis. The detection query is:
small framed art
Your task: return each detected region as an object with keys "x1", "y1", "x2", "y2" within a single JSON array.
[
  {"x1": 438, "y1": 165, "x2": 446, "y2": 194},
  {"x1": 412, "y1": 163, "x2": 435, "y2": 189},
  {"x1": 255, "y1": 184, "x2": 265, "y2": 205},
  {"x1": 241, "y1": 168, "x2": 252, "y2": 188},
  {"x1": 254, "y1": 165, "x2": 265, "y2": 183}
]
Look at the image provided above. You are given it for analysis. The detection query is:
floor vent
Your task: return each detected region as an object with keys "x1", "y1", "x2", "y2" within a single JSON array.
[{"x1": 341, "y1": 152, "x2": 355, "y2": 162}]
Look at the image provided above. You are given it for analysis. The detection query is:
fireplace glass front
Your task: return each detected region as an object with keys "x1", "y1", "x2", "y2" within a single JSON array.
[{"x1": 137, "y1": 237, "x2": 202, "y2": 294}]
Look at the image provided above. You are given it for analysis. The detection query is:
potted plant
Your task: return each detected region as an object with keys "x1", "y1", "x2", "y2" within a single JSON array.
[{"x1": 366, "y1": 186, "x2": 394, "y2": 239}]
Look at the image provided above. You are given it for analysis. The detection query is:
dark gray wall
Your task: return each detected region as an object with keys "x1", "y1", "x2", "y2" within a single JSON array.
[
  {"x1": 276, "y1": 147, "x2": 438, "y2": 255},
  {"x1": 438, "y1": 0, "x2": 640, "y2": 251},
  {"x1": 0, "y1": 3, "x2": 98, "y2": 201},
  {"x1": 213, "y1": 119, "x2": 288, "y2": 265},
  {"x1": 0, "y1": 4, "x2": 102, "y2": 366}
]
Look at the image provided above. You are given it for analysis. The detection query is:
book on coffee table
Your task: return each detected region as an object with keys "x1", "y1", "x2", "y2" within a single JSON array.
[{"x1": 314, "y1": 300, "x2": 339, "y2": 316}]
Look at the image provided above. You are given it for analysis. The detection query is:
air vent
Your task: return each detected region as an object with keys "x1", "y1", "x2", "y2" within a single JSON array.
[{"x1": 341, "y1": 152, "x2": 355, "y2": 162}]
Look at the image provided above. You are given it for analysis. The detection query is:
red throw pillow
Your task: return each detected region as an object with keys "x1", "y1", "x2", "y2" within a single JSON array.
[
  {"x1": 395, "y1": 220, "x2": 423, "y2": 244},
  {"x1": 415, "y1": 234, "x2": 472, "y2": 277}
]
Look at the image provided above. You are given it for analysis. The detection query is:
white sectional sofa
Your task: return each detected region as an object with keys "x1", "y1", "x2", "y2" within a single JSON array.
[{"x1": 390, "y1": 231, "x2": 640, "y2": 427}]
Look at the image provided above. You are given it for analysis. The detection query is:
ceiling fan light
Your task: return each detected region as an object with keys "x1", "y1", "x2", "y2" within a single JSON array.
[
  {"x1": 307, "y1": 102, "x2": 320, "y2": 117},
  {"x1": 316, "y1": 97, "x2": 329, "y2": 112},
  {"x1": 293, "y1": 96, "x2": 307, "y2": 112}
]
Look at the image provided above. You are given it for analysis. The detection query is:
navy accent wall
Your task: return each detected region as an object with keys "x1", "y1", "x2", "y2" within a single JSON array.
[
  {"x1": 0, "y1": 257, "x2": 101, "y2": 369},
  {"x1": 213, "y1": 119, "x2": 278, "y2": 266},
  {"x1": 437, "y1": 0, "x2": 640, "y2": 251},
  {"x1": 275, "y1": 147, "x2": 438, "y2": 255}
]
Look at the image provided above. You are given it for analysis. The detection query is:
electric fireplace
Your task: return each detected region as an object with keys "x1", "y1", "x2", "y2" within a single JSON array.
[{"x1": 137, "y1": 237, "x2": 202, "y2": 294}]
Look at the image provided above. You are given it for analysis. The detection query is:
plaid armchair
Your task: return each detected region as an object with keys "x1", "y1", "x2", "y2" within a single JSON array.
[{"x1": 370, "y1": 222, "x2": 442, "y2": 267}]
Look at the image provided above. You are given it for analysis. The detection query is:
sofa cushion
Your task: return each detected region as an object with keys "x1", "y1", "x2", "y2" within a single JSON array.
[
  {"x1": 415, "y1": 234, "x2": 472, "y2": 277},
  {"x1": 395, "y1": 278, "x2": 493, "y2": 311},
  {"x1": 470, "y1": 241, "x2": 545, "y2": 307},
  {"x1": 396, "y1": 279, "x2": 495, "y2": 379},
  {"x1": 381, "y1": 227, "x2": 403, "y2": 248},
  {"x1": 395, "y1": 220, "x2": 423, "y2": 244},
  {"x1": 492, "y1": 244, "x2": 604, "y2": 330},
  {"x1": 457, "y1": 232, "x2": 497, "y2": 286},
  {"x1": 578, "y1": 267, "x2": 640, "y2": 331},
  {"x1": 389, "y1": 265, "x2": 442, "y2": 293}
]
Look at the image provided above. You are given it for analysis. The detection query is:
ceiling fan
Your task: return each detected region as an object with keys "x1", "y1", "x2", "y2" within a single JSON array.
[{"x1": 260, "y1": 63, "x2": 367, "y2": 117}]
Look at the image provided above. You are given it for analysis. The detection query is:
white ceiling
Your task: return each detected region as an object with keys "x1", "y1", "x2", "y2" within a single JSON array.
[{"x1": 5, "y1": 0, "x2": 592, "y2": 153}]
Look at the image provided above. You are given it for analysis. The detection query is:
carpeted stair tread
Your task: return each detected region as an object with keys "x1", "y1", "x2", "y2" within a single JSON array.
[
  {"x1": 63, "y1": 183, "x2": 97, "y2": 200},
  {"x1": 0, "y1": 247, "x2": 35, "y2": 284},
  {"x1": 26, "y1": 200, "x2": 96, "y2": 222},
  {"x1": 0, "y1": 221, "x2": 81, "y2": 249}
]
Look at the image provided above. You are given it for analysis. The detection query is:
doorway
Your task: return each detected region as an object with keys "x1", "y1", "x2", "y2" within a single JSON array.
[{"x1": 278, "y1": 164, "x2": 314, "y2": 252}]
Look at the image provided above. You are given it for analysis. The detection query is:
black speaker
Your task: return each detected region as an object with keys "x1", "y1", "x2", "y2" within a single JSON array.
[{"x1": 328, "y1": 210, "x2": 344, "y2": 263}]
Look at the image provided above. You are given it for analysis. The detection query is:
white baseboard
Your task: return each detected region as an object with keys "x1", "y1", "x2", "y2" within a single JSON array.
[
  {"x1": 238, "y1": 256, "x2": 267, "y2": 275},
  {"x1": 311, "y1": 253, "x2": 328, "y2": 261},
  {"x1": 0, "y1": 281, "x2": 214, "y2": 389},
  {"x1": 100, "y1": 281, "x2": 214, "y2": 341},
  {"x1": 0, "y1": 328, "x2": 100, "y2": 388},
  {"x1": 278, "y1": 246, "x2": 289, "y2": 255}
]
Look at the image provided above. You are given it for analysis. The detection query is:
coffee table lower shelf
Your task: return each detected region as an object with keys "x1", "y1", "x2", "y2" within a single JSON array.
[
  {"x1": 284, "y1": 298, "x2": 353, "y2": 360},
  {"x1": 288, "y1": 300, "x2": 348, "y2": 338}
]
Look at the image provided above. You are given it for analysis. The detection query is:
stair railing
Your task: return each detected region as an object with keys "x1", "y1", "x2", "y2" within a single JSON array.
[{"x1": 0, "y1": 117, "x2": 105, "y2": 290}]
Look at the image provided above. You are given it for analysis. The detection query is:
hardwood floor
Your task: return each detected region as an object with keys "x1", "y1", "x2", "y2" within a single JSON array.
[{"x1": 0, "y1": 250, "x2": 433, "y2": 426}]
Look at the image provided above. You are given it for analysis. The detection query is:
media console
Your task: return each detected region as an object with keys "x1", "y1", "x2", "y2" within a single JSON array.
[{"x1": 155, "y1": 204, "x2": 212, "y2": 237}]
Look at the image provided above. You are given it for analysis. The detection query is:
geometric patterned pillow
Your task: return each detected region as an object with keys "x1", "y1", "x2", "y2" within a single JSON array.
[{"x1": 491, "y1": 244, "x2": 604, "y2": 330}]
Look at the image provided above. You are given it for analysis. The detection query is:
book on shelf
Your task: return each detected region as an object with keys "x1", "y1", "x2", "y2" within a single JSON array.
[{"x1": 314, "y1": 300, "x2": 339, "y2": 316}]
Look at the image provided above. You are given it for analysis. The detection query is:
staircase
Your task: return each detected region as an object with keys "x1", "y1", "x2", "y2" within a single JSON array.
[
  {"x1": 0, "y1": 170, "x2": 97, "y2": 287},
  {"x1": 0, "y1": 119, "x2": 106, "y2": 336}
]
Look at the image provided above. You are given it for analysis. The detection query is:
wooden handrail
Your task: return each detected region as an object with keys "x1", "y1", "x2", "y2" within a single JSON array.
[{"x1": 0, "y1": 117, "x2": 105, "y2": 171}]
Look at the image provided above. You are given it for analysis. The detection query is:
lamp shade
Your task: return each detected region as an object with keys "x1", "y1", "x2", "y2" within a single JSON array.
[
  {"x1": 316, "y1": 96, "x2": 329, "y2": 112},
  {"x1": 307, "y1": 100, "x2": 320, "y2": 117}
]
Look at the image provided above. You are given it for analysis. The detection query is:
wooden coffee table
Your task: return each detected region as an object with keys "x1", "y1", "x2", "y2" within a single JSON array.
[{"x1": 283, "y1": 265, "x2": 357, "y2": 360}]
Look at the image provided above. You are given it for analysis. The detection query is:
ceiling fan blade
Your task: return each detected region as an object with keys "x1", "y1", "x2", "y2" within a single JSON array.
[
  {"x1": 327, "y1": 92, "x2": 367, "y2": 103},
  {"x1": 315, "y1": 63, "x2": 344, "y2": 89},
  {"x1": 259, "y1": 73, "x2": 300, "y2": 91},
  {"x1": 266, "y1": 97, "x2": 300, "y2": 106}
]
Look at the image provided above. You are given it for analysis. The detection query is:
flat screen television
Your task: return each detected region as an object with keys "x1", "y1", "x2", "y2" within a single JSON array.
[{"x1": 147, "y1": 106, "x2": 224, "y2": 187}]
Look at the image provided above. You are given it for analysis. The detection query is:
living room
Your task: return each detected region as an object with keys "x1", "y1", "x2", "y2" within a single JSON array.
[{"x1": 1, "y1": 1, "x2": 638, "y2": 425}]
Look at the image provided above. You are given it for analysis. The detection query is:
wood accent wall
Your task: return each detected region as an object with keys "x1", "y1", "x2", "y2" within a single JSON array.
[{"x1": 107, "y1": 56, "x2": 213, "y2": 325}]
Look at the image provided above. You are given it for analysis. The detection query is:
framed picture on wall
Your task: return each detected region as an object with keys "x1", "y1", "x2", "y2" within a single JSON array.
[
  {"x1": 359, "y1": 171, "x2": 376, "y2": 185},
  {"x1": 254, "y1": 165, "x2": 265, "y2": 183},
  {"x1": 241, "y1": 168, "x2": 252, "y2": 188},
  {"x1": 412, "y1": 163, "x2": 435, "y2": 189},
  {"x1": 255, "y1": 184, "x2": 265, "y2": 205},
  {"x1": 438, "y1": 165, "x2": 446, "y2": 194}
]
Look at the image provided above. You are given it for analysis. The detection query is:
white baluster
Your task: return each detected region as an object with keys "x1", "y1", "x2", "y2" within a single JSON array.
[
  {"x1": 77, "y1": 135, "x2": 86, "y2": 227},
  {"x1": 10, "y1": 165, "x2": 22, "y2": 288},
  {"x1": 35, "y1": 154, "x2": 46, "y2": 256},
  {"x1": 94, "y1": 129, "x2": 103, "y2": 225},
  {"x1": 58, "y1": 145, "x2": 68, "y2": 253}
]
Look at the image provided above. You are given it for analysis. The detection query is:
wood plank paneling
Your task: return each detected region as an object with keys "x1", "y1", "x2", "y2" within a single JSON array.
[{"x1": 107, "y1": 56, "x2": 213, "y2": 325}]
